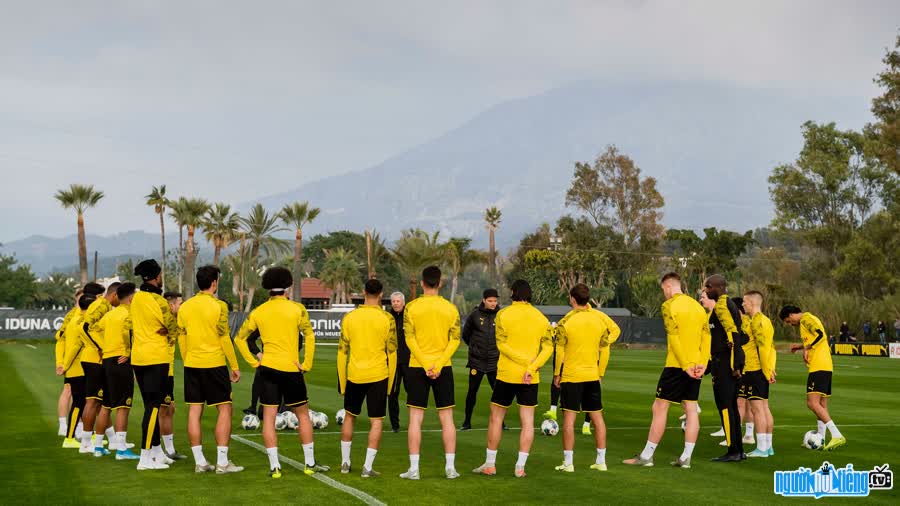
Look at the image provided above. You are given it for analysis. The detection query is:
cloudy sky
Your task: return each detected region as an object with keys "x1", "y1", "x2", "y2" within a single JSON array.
[{"x1": 1, "y1": 0, "x2": 897, "y2": 242}]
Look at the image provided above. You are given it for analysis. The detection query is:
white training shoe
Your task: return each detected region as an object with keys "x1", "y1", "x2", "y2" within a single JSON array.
[
  {"x1": 710, "y1": 428, "x2": 725, "y2": 437},
  {"x1": 719, "y1": 440, "x2": 728, "y2": 447},
  {"x1": 399, "y1": 468, "x2": 420, "y2": 480},
  {"x1": 742, "y1": 435, "x2": 755, "y2": 444},
  {"x1": 445, "y1": 467, "x2": 460, "y2": 479},
  {"x1": 195, "y1": 463, "x2": 215, "y2": 473},
  {"x1": 216, "y1": 461, "x2": 245, "y2": 474},
  {"x1": 58, "y1": 426, "x2": 67, "y2": 437},
  {"x1": 137, "y1": 459, "x2": 170, "y2": 471}
]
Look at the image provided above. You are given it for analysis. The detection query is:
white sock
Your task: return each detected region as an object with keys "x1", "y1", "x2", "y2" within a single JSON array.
[
  {"x1": 81, "y1": 431, "x2": 93, "y2": 447},
  {"x1": 583, "y1": 422, "x2": 591, "y2": 429},
  {"x1": 595, "y1": 448, "x2": 606, "y2": 465},
  {"x1": 816, "y1": 420, "x2": 826, "y2": 437},
  {"x1": 191, "y1": 445, "x2": 207, "y2": 466},
  {"x1": 105, "y1": 426, "x2": 115, "y2": 441},
  {"x1": 549, "y1": 405, "x2": 557, "y2": 414},
  {"x1": 680, "y1": 442, "x2": 695, "y2": 461},
  {"x1": 745, "y1": 423, "x2": 754, "y2": 437},
  {"x1": 115, "y1": 432, "x2": 127, "y2": 451},
  {"x1": 266, "y1": 447, "x2": 279, "y2": 469},
  {"x1": 516, "y1": 452, "x2": 529, "y2": 468},
  {"x1": 140, "y1": 449, "x2": 151, "y2": 464},
  {"x1": 75, "y1": 421, "x2": 84, "y2": 438},
  {"x1": 58, "y1": 416, "x2": 67, "y2": 429},
  {"x1": 302, "y1": 443, "x2": 315, "y2": 466},
  {"x1": 217, "y1": 446, "x2": 229, "y2": 466},
  {"x1": 445, "y1": 453, "x2": 456, "y2": 469},
  {"x1": 640, "y1": 440, "x2": 657, "y2": 460},
  {"x1": 409, "y1": 454, "x2": 420, "y2": 472},
  {"x1": 94, "y1": 434, "x2": 104, "y2": 448},
  {"x1": 363, "y1": 448, "x2": 377, "y2": 470},
  {"x1": 340, "y1": 440, "x2": 352, "y2": 465},
  {"x1": 767, "y1": 433, "x2": 774, "y2": 449},
  {"x1": 162, "y1": 434, "x2": 175, "y2": 454},
  {"x1": 825, "y1": 420, "x2": 843, "y2": 438},
  {"x1": 151, "y1": 445, "x2": 164, "y2": 460},
  {"x1": 563, "y1": 450, "x2": 573, "y2": 466},
  {"x1": 485, "y1": 448, "x2": 497, "y2": 466},
  {"x1": 756, "y1": 433, "x2": 766, "y2": 451}
]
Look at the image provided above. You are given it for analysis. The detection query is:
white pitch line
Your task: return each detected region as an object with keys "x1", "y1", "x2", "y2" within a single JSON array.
[
  {"x1": 235, "y1": 422, "x2": 896, "y2": 438},
  {"x1": 25, "y1": 344, "x2": 37, "y2": 349},
  {"x1": 231, "y1": 434, "x2": 386, "y2": 506}
]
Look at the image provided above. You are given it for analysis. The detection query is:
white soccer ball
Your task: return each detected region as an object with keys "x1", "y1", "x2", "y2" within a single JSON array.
[
  {"x1": 541, "y1": 419, "x2": 559, "y2": 436},
  {"x1": 803, "y1": 430, "x2": 825, "y2": 450},
  {"x1": 241, "y1": 414, "x2": 260, "y2": 430},
  {"x1": 680, "y1": 419, "x2": 686, "y2": 431},
  {"x1": 283, "y1": 410, "x2": 299, "y2": 430},
  {"x1": 315, "y1": 411, "x2": 329, "y2": 430},
  {"x1": 335, "y1": 409, "x2": 346, "y2": 425},
  {"x1": 274, "y1": 412, "x2": 288, "y2": 430}
]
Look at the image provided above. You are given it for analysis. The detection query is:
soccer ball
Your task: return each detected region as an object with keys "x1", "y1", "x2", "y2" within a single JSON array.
[
  {"x1": 274, "y1": 412, "x2": 288, "y2": 431},
  {"x1": 283, "y1": 411, "x2": 299, "y2": 430},
  {"x1": 541, "y1": 419, "x2": 559, "y2": 436},
  {"x1": 241, "y1": 414, "x2": 260, "y2": 430},
  {"x1": 803, "y1": 430, "x2": 825, "y2": 450},
  {"x1": 335, "y1": 409, "x2": 346, "y2": 425},
  {"x1": 680, "y1": 419, "x2": 686, "y2": 431},
  {"x1": 314, "y1": 411, "x2": 329, "y2": 430}
]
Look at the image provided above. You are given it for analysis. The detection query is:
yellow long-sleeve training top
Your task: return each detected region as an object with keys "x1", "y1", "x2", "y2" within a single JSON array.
[
  {"x1": 55, "y1": 307, "x2": 80, "y2": 367},
  {"x1": 177, "y1": 292, "x2": 239, "y2": 370},
  {"x1": 493, "y1": 301, "x2": 553, "y2": 384},
  {"x1": 94, "y1": 304, "x2": 132, "y2": 359},
  {"x1": 751, "y1": 311, "x2": 776, "y2": 381},
  {"x1": 56, "y1": 306, "x2": 79, "y2": 342},
  {"x1": 337, "y1": 305, "x2": 398, "y2": 394},
  {"x1": 403, "y1": 294, "x2": 461, "y2": 370},
  {"x1": 554, "y1": 306, "x2": 621, "y2": 383},
  {"x1": 800, "y1": 312, "x2": 832, "y2": 372},
  {"x1": 234, "y1": 297, "x2": 316, "y2": 373},
  {"x1": 662, "y1": 293, "x2": 711, "y2": 372},
  {"x1": 62, "y1": 312, "x2": 86, "y2": 378},
  {"x1": 79, "y1": 297, "x2": 112, "y2": 364},
  {"x1": 131, "y1": 286, "x2": 179, "y2": 366},
  {"x1": 741, "y1": 313, "x2": 761, "y2": 372}
]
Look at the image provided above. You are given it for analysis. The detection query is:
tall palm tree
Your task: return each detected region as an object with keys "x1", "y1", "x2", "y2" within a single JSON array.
[
  {"x1": 168, "y1": 198, "x2": 190, "y2": 292},
  {"x1": 319, "y1": 248, "x2": 361, "y2": 304},
  {"x1": 174, "y1": 197, "x2": 210, "y2": 297},
  {"x1": 391, "y1": 229, "x2": 446, "y2": 299},
  {"x1": 240, "y1": 204, "x2": 289, "y2": 311},
  {"x1": 279, "y1": 201, "x2": 321, "y2": 301},
  {"x1": 203, "y1": 202, "x2": 240, "y2": 265},
  {"x1": 54, "y1": 184, "x2": 104, "y2": 285},
  {"x1": 484, "y1": 206, "x2": 502, "y2": 284},
  {"x1": 145, "y1": 185, "x2": 169, "y2": 290},
  {"x1": 445, "y1": 237, "x2": 488, "y2": 303}
]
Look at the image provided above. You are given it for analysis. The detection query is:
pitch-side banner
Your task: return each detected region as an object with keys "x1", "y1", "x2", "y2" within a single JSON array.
[{"x1": 830, "y1": 343, "x2": 888, "y2": 357}]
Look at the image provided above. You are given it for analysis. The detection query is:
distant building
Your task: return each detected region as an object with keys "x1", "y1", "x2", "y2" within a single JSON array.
[{"x1": 299, "y1": 278, "x2": 333, "y2": 310}]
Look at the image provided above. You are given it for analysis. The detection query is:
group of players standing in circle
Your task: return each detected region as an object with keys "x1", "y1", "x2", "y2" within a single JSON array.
[{"x1": 54, "y1": 259, "x2": 846, "y2": 479}]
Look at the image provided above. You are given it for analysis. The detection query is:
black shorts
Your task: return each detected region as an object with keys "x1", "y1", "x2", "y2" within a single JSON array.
[
  {"x1": 184, "y1": 366, "x2": 232, "y2": 406},
  {"x1": 739, "y1": 370, "x2": 769, "y2": 400},
  {"x1": 102, "y1": 357, "x2": 135, "y2": 409},
  {"x1": 405, "y1": 367, "x2": 454, "y2": 409},
  {"x1": 490, "y1": 380, "x2": 538, "y2": 408},
  {"x1": 344, "y1": 378, "x2": 388, "y2": 418},
  {"x1": 656, "y1": 367, "x2": 701, "y2": 403},
  {"x1": 560, "y1": 380, "x2": 603, "y2": 412},
  {"x1": 82, "y1": 362, "x2": 106, "y2": 402},
  {"x1": 258, "y1": 365, "x2": 308, "y2": 407},
  {"x1": 133, "y1": 363, "x2": 169, "y2": 406},
  {"x1": 807, "y1": 371, "x2": 832, "y2": 397},
  {"x1": 163, "y1": 375, "x2": 175, "y2": 406},
  {"x1": 67, "y1": 375, "x2": 86, "y2": 397}
]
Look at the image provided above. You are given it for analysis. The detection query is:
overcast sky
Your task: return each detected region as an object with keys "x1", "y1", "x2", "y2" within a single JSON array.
[{"x1": 1, "y1": 0, "x2": 897, "y2": 242}]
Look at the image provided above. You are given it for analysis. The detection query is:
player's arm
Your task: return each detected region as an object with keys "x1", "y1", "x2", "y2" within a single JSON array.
[
  {"x1": 55, "y1": 334, "x2": 66, "y2": 367},
  {"x1": 699, "y1": 313, "x2": 712, "y2": 367},
  {"x1": 246, "y1": 329, "x2": 262, "y2": 355},
  {"x1": 802, "y1": 316, "x2": 825, "y2": 349},
  {"x1": 298, "y1": 306, "x2": 316, "y2": 371},
  {"x1": 461, "y1": 310, "x2": 475, "y2": 346},
  {"x1": 176, "y1": 309, "x2": 188, "y2": 362},
  {"x1": 56, "y1": 308, "x2": 75, "y2": 341},
  {"x1": 217, "y1": 301, "x2": 239, "y2": 371},
  {"x1": 664, "y1": 305, "x2": 691, "y2": 372},
  {"x1": 598, "y1": 311, "x2": 621, "y2": 347},
  {"x1": 234, "y1": 312, "x2": 261, "y2": 368},
  {"x1": 403, "y1": 305, "x2": 430, "y2": 369},
  {"x1": 753, "y1": 315, "x2": 774, "y2": 379},
  {"x1": 528, "y1": 322, "x2": 555, "y2": 374},
  {"x1": 553, "y1": 323, "x2": 568, "y2": 376},
  {"x1": 123, "y1": 313, "x2": 133, "y2": 357},
  {"x1": 435, "y1": 310, "x2": 461, "y2": 368},
  {"x1": 159, "y1": 298, "x2": 179, "y2": 346},
  {"x1": 597, "y1": 346, "x2": 610, "y2": 379},
  {"x1": 494, "y1": 312, "x2": 531, "y2": 367},
  {"x1": 713, "y1": 295, "x2": 739, "y2": 344},
  {"x1": 386, "y1": 314, "x2": 398, "y2": 394},
  {"x1": 336, "y1": 320, "x2": 349, "y2": 395},
  {"x1": 62, "y1": 330, "x2": 84, "y2": 372}
]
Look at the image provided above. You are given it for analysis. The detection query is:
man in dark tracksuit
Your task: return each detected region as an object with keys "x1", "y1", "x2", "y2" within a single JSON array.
[
  {"x1": 460, "y1": 289, "x2": 501, "y2": 430},
  {"x1": 704, "y1": 275, "x2": 747, "y2": 462},
  {"x1": 387, "y1": 292, "x2": 409, "y2": 432}
]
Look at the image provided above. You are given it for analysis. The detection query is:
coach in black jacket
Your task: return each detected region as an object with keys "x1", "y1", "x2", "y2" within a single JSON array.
[
  {"x1": 387, "y1": 292, "x2": 409, "y2": 432},
  {"x1": 460, "y1": 288, "x2": 501, "y2": 430},
  {"x1": 705, "y1": 274, "x2": 747, "y2": 462}
]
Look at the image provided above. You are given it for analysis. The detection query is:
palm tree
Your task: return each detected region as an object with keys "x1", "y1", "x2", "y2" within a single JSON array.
[
  {"x1": 168, "y1": 198, "x2": 190, "y2": 292},
  {"x1": 279, "y1": 201, "x2": 321, "y2": 301},
  {"x1": 391, "y1": 229, "x2": 446, "y2": 299},
  {"x1": 484, "y1": 206, "x2": 502, "y2": 284},
  {"x1": 445, "y1": 237, "x2": 487, "y2": 303},
  {"x1": 239, "y1": 204, "x2": 289, "y2": 311},
  {"x1": 174, "y1": 197, "x2": 210, "y2": 297},
  {"x1": 145, "y1": 185, "x2": 169, "y2": 290},
  {"x1": 54, "y1": 184, "x2": 104, "y2": 285},
  {"x1": 203, "y1": 203, "x2": 240, "y2": 265},
  {"x1": 319, "y1": 248, "x2": 361, "y2": 304}
]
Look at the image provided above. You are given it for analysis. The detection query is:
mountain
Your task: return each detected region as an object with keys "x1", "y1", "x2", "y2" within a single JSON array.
[{"x1": 253, "y1": 80, "x2": 871, "y2": 248}]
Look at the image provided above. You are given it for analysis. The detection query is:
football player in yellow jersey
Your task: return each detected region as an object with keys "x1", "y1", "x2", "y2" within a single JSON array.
[
  {"x1": 742, "y1": 291, "x2": 776, "y2": 457},
  {"x1": 55, "y1": 287, "x2": 86, "y2": 438},
  {"x1": 235, "y1": 266, "x2": 328, "y2": 478},
  {"x1": 472, "y1": 280, "x2": 552, "y2": 478},
  {"x1": 178, "y1": 266, "x2": 243, "y2": 474},
  {"x1": 731, "y1": 297, "x2": 758, "y2": 447},
  {"x1": 131, "y1": 259, "x2": 179, "y2": 470},
  {"x1": 337, "y1": 279, "x2": 397, "y2": 478},
  {"x1": 58, "y1": 294, "x2": 95, "y2": 448},
  {"x1": 161, "y1": 291, "x2": 186, "y2": 460},
  {"x1": 780, "y1": 305, "x2": 846, "y2": 451},
  {"x1": 79, "y1": 282, "x2": 120, "y2": 455},
  {"x1": 551, "y1": 283, "x2": 620, "y2": 474},
  {"x1": 624, "y1": 273, "x2": 710, "y2": 468},
  {"x1": 400, "y1": 266, "x2": 461, "y2": 480}
]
